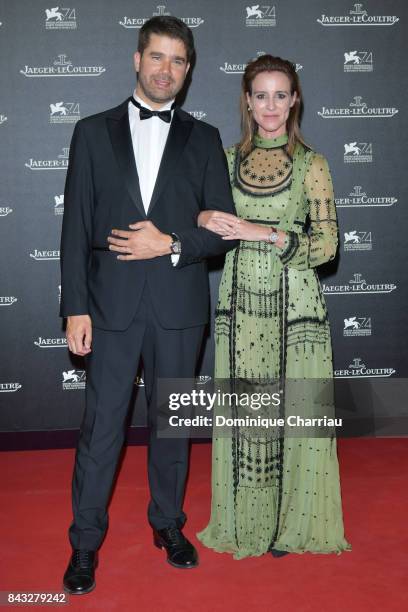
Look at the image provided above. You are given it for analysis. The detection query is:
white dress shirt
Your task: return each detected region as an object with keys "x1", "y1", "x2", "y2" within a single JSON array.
[
  {"x1": 128, "y1": 91, "x2": 179, "y2": 264},
  {"x1": 128, "y1": 92, "x2": 174, "y2": 213}
]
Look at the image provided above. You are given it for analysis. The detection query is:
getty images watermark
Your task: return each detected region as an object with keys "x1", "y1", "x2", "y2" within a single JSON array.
[
  {"x1": 156, "y1": 379, "x2": 343, "y2": 438},
  {"x1": 167, "y1": 388, "x2": 341, "y2": 429},
  {"x1": 156, "y1": 378, "x2": 408, "y2": 438}
]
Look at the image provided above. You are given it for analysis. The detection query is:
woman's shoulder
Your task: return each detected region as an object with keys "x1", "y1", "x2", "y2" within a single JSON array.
[
  {"x1": 310, "y1": 149, "x2": 328, "y2": 163},
  {"x1": 224, "y1": 144, "x2": 239, "y2": 160},
  {"x1": 299, "y1": 143, "x2": 330, "y2": 171},
  {"x1": 223, "y1": 145, "x2": 239, "y2": 179}
]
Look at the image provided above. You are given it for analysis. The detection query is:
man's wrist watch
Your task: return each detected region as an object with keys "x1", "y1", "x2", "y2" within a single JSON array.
[
  {"x1": 170, "y1": 232, "x2": 181, "y2": 255},
  {"x1": 267, "y1": 227, "x2": 279, "y2": 244}
]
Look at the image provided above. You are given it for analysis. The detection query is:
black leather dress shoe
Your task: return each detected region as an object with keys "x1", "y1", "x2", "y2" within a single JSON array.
[
  {"x1": 270, "y1": 548, "x2": 290, "y2": 558},
  {"x1": 63, "y1": 549, "x2": 97, "y2": 595},
  {"x1": 153, "y1": 527, "x2": 199, "y2": 569}
]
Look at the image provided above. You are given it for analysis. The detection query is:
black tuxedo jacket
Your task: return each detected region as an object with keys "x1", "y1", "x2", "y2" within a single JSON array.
[{"x1": 59, "y1": 99, "x2": 238, "y2": 330}]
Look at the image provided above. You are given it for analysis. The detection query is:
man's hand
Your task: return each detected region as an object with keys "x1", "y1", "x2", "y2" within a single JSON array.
[
  {"x1": 66, "y1": 314, "x2": 92, "y2": 356},
  {"x1": 107, "y1": 220, "x2": 172, "y2": 260}
]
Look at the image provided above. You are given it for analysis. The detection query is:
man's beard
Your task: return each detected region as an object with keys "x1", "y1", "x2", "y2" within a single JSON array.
[{"x1": 138, "y1": 73, "x2": 178, "y2": 105}]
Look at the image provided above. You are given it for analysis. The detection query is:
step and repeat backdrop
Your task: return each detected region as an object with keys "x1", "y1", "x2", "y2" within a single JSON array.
[{"x1": 0, "y1": 0, "x2": 407, "y2": 434}]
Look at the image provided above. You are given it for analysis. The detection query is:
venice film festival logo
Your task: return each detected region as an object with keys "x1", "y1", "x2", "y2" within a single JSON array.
[
  {"x1": 344, "y1": 51, "x2": 373, "y2": 73},
  {"x1": 34, "y1": 337, "x2": 67, "y2": 348},
  {"x1": 335, "y1": 358, "x2": 395, "y2": 379},
  {"x1": 343, "y1": 316, "x2": 372, "y2": 337},
  {"x1": 336, "y1": 185, "x2": 397, "y2": 208},
  {"x1": 220, "y1": 51, "x2": 302, "y2": 75},
  {"x1": 0, "y1": 296, "x2": 18, "y2": 307},
  {"x1": 20, "y1": 54, "x2": 105, "y2": 78},
  {"x1": 344, "y1": 142, "x2": 372, "y2": 164},
  {"x1": 0, "y1": 383, "x2": 22, "y2": 393},
  {"x1": 119, "y1": 5, "x2": 204, "y2": 29},
  {"x1": 54, "y1": 195, "x2": 64, "y2": 215},
  {"x1": 343, "y1": 230, "x2": 372, "y2": 252},
  {"x1": 50, "y1": 102, "x2": 80, "y2": 124},
  {"x1": 62, "y1": 369, "x2": 86, "y2": 391},
  {"x1": 0, "y1": 203, "x2": 13, "y2": 217},
  {"x1": 317, "y1": 3, "x2": 399, "y2": 27},
  {"x1": 25, "y1": 147, "x2": 69, "y2": 171},
  {"x1": 0, "y1": 114, "x2": 7, "y2": 125},
  {"x1": 245, "y1": 5, "x2": 276, "y2": 27},
  {"x1": 30, "y1": 249, "x2": 60, "y2": 261},
  {"x1": 45, "y1": 7, "x2": 77, "y2": 30},
  {"x1": 318, "y1": 96, "x2": 398, "y2": 119},
  {"x1": 322, "y1": 273, "x2": 396, "y2": 295}
]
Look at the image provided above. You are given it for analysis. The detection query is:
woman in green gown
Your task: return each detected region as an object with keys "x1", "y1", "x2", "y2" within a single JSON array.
[{"x1": 196, "y1": 55, "x2": 351, "y2": 559}]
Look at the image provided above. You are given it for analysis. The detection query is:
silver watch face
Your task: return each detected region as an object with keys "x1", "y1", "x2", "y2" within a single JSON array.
[
  {"x1": 270, "y1": 232, "x2": 279, "y2": 243},
  {"x1": 171, "y1": 241, "x2": 181, "y2": 254}
]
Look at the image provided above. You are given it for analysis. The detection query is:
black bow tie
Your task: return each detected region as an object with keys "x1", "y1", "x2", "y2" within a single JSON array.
[{"x1": 129, "y1": 97, "x2": 175, "y2": 123}]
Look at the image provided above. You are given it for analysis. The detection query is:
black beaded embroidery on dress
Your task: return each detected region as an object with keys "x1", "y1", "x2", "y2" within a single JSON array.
[
  {"x1": 202, "y1": 135, "x2": 346, "y2": 557},
  {"x1": 234, "y1": 140, "x2": 293, "y2": 198},
  {"x1": 225, "y1": 137, "x2": 296, "y2": 548}
]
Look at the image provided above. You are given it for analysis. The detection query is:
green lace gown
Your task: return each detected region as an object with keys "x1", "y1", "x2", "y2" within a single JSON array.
[{"x1": 196, "y1": 133, "x2": 351, "y2": 558}]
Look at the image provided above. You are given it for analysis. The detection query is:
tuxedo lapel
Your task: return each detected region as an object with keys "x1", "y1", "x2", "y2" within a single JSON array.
[
  {"x1": 106, "y1": 104, "x2": 146, "y2": 218},
  {"x1": 147, "y1": 109, "x2": 194, "y2": 216}
]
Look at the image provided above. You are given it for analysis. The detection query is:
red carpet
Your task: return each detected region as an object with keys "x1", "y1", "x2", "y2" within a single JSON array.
[{"x1": 0, "y1": 439, "x2": 407, "y2": 611}]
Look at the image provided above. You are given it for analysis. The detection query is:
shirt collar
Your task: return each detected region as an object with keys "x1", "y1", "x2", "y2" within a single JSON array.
[{"x1": 131, "y1": 90, "x2": 175, "y2": 112}]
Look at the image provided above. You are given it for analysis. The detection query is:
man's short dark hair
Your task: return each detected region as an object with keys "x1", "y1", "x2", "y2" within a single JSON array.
[{"x1": 138, "y1": 16, "x2": 195, "y2": 63}]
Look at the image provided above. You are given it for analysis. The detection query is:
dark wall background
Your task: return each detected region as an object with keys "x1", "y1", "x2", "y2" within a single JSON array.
[{"x1": 0, "y1": 0, "x2": 407, "y2": 434}]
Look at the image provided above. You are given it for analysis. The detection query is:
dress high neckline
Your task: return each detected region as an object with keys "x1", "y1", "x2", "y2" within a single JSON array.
[{"x1": 253, "y1": 132, "x2": 288, "y2": 149}]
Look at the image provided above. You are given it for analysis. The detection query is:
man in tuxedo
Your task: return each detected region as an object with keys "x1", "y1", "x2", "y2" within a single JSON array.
[{"x1": 61, "y1": 16, "x2": 237, "y2": 595}]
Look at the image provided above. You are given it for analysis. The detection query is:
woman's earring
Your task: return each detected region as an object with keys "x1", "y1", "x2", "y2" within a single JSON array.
[{"x1": 247, "y1": 106, "x2": 251, "y2": 112}]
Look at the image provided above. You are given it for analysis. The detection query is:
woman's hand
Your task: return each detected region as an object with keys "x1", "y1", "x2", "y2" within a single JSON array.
[
  {"x1": 221, "y1": 219, "x2": 287, "y2": 246},
  {"x1": 198, "y1": 210, "x2": 266, "y2": 240},
  {"x1": 198, "y1": 210, "x2": 239, "y2": 236},
  {"x1": 220, "y1": 218, "x2": 269, "y2": 241},
  {"x1": 197, "y1": 210, "x2": 287, "y2": 245}
]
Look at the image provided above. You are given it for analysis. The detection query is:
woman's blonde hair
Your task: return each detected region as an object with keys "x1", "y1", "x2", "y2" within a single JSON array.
[{"x1": 239, "y1": 54, "x2": 307, "y2": 158}]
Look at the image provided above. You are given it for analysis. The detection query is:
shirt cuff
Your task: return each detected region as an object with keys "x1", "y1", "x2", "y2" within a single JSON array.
[{"x1": 171, "y1": 253, "x2": 180, "y2": 266}]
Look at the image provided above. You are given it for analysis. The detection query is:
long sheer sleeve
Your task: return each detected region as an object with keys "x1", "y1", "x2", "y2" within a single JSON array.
[{"x1": 277, "y1": 153, "x2": 338, "y2": 270}]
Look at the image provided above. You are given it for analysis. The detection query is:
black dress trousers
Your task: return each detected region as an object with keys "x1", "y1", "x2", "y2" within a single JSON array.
[{"x1": 68, "y1": 283, "x2": 205, "y2": 550}]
